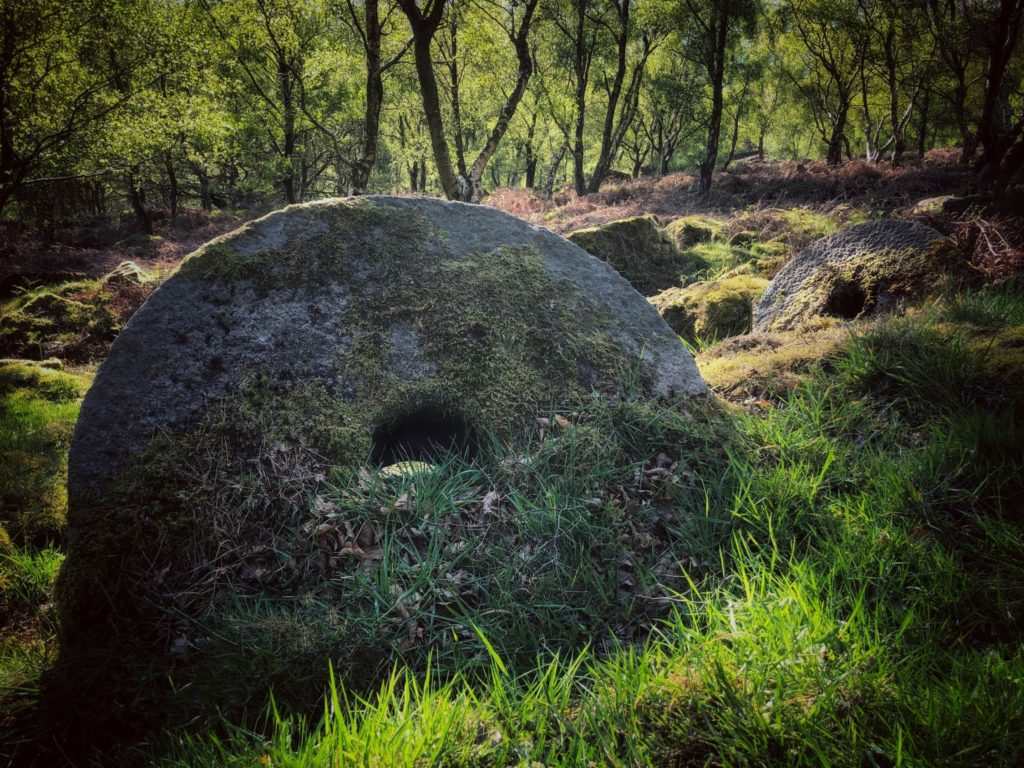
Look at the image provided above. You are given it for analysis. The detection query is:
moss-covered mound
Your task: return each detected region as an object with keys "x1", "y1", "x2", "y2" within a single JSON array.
[
  {"x1": 697, "y1": 321, "x2": 850, "y2": 401},
  {"x1": 650, "y1": 275, "x2": 769, "y2": 343},
  {"x1": 754, "y1": 220, "x2": 953, "y2": 331},
  {"x1": 55, "y1": 196, "x2": 709, "y2": 729},
  {"x1": 664, "y1": 215, "x2": 724, "y2": 249},
  {"x1": 567, "y1": 215, "x2": 707, "y2": 295},
  {"x1": 0, "y1": 361, "x2": 90, "y2": 547},
  {"x1": 0, "y1": 266, "x2": 156, "y2": 363}
]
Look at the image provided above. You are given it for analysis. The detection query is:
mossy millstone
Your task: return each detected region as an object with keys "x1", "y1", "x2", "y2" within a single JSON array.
[
  {"x1": 57, "y1": 196, "x2": 706, "y2": 720},
  {"x1": 753, "y1": 219, "x2": 952, "y2": 332},
  {"x1": 651, "y1": 274, "x2": 769, "y2": 343},
  {"x1": 567, "y1": 214, "x2": 707, "y2": 295}
]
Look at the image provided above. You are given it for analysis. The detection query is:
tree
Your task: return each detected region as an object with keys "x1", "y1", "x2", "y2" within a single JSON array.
[
  {"x1": 0, "y1": 0, "x2": 159, "y2": 215},
  {"x1": 783, "y1": 0, "x2": 866, "y2": 165},
  {"x1": 677, "y1": 0, "x2": 759, "y2": 193},
  {"x1": 973, "y1": 0, "x2": 1024, "y2": 189},
  {"x1": 397, "y1": 0, "x2": 539, "y2": 202},
  {"x1": 340, "y1": 0, "x2": 411, "y2": 193},
  {"x1": 201, "y1": 0, "x2": 331, "y2": 204}
]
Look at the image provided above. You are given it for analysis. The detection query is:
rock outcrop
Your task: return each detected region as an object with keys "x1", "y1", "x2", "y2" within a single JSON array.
[{"x1": 651, "y1": 274, "x2": 769, "y2": 343}]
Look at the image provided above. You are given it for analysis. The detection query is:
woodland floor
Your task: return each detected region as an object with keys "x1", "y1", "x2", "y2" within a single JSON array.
[{"x1": 2, "y1": 157, "x2": 1024, "y2": 766}]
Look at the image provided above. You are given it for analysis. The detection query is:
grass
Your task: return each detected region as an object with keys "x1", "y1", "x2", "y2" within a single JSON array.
[
  {"x1": 0, "y1": 361, "x2": 91, "y2": 546},
  {"x1": 3, "y1": 287, "x2": 1024, "y2": 766}
]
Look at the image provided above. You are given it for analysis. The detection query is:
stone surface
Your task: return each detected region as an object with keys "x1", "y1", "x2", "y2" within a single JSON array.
[
  {"x1": 753, "y1": 219, "x2": 950, "y2": 332},
  {"x1": 70, "y1": 196, "x2": 706, "y2": 497},
  {"x1": 567, "y1": 215, "x2": 707, "y2": 295},
  {"x1": 665, "y1": 216, "x2": 720, "y2": 249}
]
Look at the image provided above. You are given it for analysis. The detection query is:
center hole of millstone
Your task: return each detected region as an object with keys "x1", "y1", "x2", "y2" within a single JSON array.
[
  {"x1": 823, "y1": 279, "x2": 868, "y2": 320},
  {"x1": 371, "y1": 406, "x2": 476, "y2": 466}
]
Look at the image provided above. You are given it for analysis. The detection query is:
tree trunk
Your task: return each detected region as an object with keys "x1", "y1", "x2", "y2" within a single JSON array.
[
  {"x1": 351, "y1": 0, "x2": 383, "y2": 194},
  {"x1": 278, "y1": 52, "x2": 298, "y2": 204},
  {"x1": 164, "y1": 154, "x2": 178, "y2": 224},
  {"x1": 975, "y1": 0, "x2": 1024, "y2": 188},
  {"x1": 571, "y1": 0, "x2": 589, "y2": 196},
  {"x1": 193, "y1": 164, "x2": 212, "y2": 211},
  {"x1": 917, "y1": 88, "x2": 930, "y2": 158},
  {"x1": 543, "y1": 143, "x2": 568, "y2": 200},
  {"x1": 464, "y1": 0, "x2": 538, "y2": 201},
  {"x1": 587, "y1": 1, "x2": 629, "y2": 193},
  {"x1": 411, "y1": 30, "x2": 461, "y2": 199},
  {"x1": 126, "y1": 172, "x2": 152, "y2": 235},
  {"x1": 827, "y1": 105, "x2": 848, "y2": 165},
  {"x1": 400, "y1": 0, "x2": 537, "y2": 202},
  {"x1": 699, "y1": 3, "x2": 729, "y2": 195},
  {"x1": 524, "y1": 112, "x2": 537, "y2": 188}
]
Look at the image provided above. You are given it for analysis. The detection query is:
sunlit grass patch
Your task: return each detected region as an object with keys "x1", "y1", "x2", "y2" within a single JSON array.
[{"x1": 0, "y1": 362, "x2": 90, "y2": 546}]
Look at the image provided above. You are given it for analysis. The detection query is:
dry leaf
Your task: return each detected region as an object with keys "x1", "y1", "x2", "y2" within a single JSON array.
[{"x1": 482, "y1": 490, "x2": 501, "y2": 516}]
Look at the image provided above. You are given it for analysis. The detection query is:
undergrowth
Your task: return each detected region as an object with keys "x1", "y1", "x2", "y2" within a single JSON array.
[{"x1": 0, "y1": 362, "x2": 90, "y2": 546}]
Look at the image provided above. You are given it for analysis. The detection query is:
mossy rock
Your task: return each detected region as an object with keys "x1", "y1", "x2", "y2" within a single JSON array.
[
  {"x1": 102, "y1": 260, "x2": 153, "y2": 287},
  {"x1": 567, "y1": 215, "x2": 707, "y2": 295},
  {"x1": 650, "y1": 275, "x2": 769, "y2": 343},
  {"x1": 754, "y1": 220, "x2": 954, "y2": 332},
  {"x1": 665, "y1": 216, "x2": 724, "y2": 249},
  {"x1": 0, "y1": 277, "x2": 149, "y2": 363},
  {"x1": 910, "y1": 195, "x2": 957, "y2": 217},
  {"x1": 56, "y1": 197, "x2": 707, "y2": 726}
]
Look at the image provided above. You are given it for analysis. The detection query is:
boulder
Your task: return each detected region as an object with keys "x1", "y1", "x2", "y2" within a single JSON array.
[
  {"x1": 57, "y1": 197, "x2": 707, "y2": 717},
  {"x1": 650, "y1": 275, "x2": 769, "y2": 343},
  {"x1": 753, "y1": 220, "x2": 951, "y2": 332},
  {"x1": 665, "y1": 216, "x2": 722, "y2": 248},
  {"x1": 567, "y1": 215, "x2": 707, "y2": 295}
]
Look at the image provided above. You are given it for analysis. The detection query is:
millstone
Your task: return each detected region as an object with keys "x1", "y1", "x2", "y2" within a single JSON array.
[
  {"x1": 753, "y1": 219, "x2": 950, "y2": 331},
  {"x1": 57, "y1": 196, "x2": 707, "y2": 715},
  {"x1": 69, "y1": 196, "x2": 705, "y2": 497}
]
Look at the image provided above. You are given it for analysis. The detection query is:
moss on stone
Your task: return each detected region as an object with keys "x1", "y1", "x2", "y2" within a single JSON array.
[
  {"x1": 650, "y1": 275, "x2": 769, "y2": 344},
  {"x1": 56, "y1": 198, "x2": 705, "y2": 725},
  {"x1": 665, "y1": 215, "x2": 725, "y2": 249},
  {"x1": 755, "y1": 221, "x2": 956, "y2": 332},
  {"x1": 698, "y1": 320, "x2": 849, "y2": 401},
  {"x1": 0, "y1": 276, "x2": 151, "y2": 363},
  {"x1": 567, "y1": 215, "x2": 707, "y2": 295}
]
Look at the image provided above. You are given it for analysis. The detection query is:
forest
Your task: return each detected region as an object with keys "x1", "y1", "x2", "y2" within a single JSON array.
[
  {"x1": 2, "y1": 0, "x2": 1024, "y2": 766},
  {"x1": 2, "y1": 0, "x2": 1023, "y2": 225}
]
